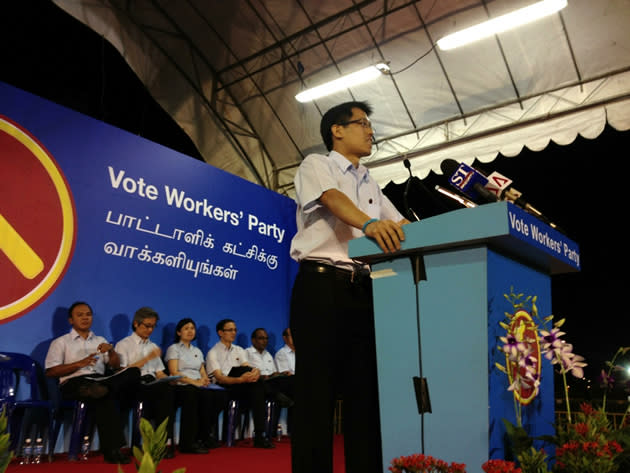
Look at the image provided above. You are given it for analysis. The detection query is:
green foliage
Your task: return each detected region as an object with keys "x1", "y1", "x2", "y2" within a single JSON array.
[
  {"x1": 0, "y1": 406, "x2": 13, "y2": 473},
  {"x1": 124, "y1": 417, "x2": 185, "y2": 473},
  {"x1": 516, "y1": 447, "x2": 551, "y2": 473},
  {"x1": 549, "y1": 404, "x2": 623, "y2": 473},
  {"x1": 502, "y1": 419, "x2": 533, "y2": 458}
]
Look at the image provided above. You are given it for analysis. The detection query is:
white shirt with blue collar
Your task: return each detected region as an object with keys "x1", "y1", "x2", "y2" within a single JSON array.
[{"x1": 290, "y1": 150, "x2": 403, "y2": 267}]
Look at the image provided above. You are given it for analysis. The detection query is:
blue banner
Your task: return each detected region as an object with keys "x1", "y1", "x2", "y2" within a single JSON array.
[
  {"x1": 506, "y1": 203, "x2": 580, "y2": 270},
  {"x1": 1, "y1": 81, "x2": 297, "y2": 363}
]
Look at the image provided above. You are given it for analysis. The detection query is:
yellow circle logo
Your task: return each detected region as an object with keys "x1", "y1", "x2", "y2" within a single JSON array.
[{"x1": 0, "y1": 116, "x2": 76, "y2": 322}]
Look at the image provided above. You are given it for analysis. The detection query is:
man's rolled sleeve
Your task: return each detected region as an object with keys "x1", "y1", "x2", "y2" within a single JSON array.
[
  {"x1": 295, "y1": 154, "x2": 338, "y2": 214},
  {"x1": 205, "y1": 350, "x2": 220, "y2": 375},
  {"x1": 45, "y1": 337, "x2": 65, "y2": 369}
]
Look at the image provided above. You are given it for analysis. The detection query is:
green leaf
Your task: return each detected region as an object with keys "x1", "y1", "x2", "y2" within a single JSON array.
[
  {"x1": 502, "y1": 418, "x2": 532, "y2": 456},
  {"x1": 138, "y1": 452, "x2": 156, "y2": 473},
  {"x1": 133, "y1": 445, "x2": 144, "y2": 463}
]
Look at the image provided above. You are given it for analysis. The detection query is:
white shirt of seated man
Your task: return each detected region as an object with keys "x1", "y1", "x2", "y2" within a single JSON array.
[
  {"x1": 245, "y1": 328, "x2": 278, "y2": 378},
  {"x1": 274, "y1": 328, "x2": 296, "y2": 375},
  {"x1": 205, "y1": 319, "x2": 261, "y2": 385}
]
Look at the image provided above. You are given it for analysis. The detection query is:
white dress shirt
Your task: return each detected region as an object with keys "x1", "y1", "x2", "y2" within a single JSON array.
[
  {"x1": 206, "y1": 341, "x2": 248, "y2": 376},
  {"x1": 245, "y1": 346, "x2": 277, "y2": 376},
  {"x1": 45, "y1": 328, "x2": 110, "y2": 384},
  {"x1": 290, "y1": 151, "x2": 404, "y2": 267},
  {"x1": 115, "y1": 332, "x2": 165, "y2": 377},
  {"x1": 274, "y1": 344, "x2": 296, "y2": 374}
]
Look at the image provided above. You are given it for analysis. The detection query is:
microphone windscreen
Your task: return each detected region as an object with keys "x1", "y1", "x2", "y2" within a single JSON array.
[
  {"x1": 403, "y1": 159, "x2": 411, "y2": 169},
  {"x1": 440, "y1": 159, "x2": 459, "y2": 176}
]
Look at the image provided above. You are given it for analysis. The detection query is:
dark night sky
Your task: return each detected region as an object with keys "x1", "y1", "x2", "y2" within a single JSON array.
[{"x1": 2, "y1": 1, "x2": 629, "y2": 387}]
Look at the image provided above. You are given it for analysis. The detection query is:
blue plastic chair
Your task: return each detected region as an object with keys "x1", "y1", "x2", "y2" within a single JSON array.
[
  {"x1": 46, "y1": 378, "x2": 92, "y2": 461},
  {"x1": 0, "y1": 352, "x2": 55, "y2": 461}
]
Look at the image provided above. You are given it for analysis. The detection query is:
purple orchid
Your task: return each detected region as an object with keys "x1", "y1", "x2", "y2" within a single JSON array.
[{"x1": 598, "y1": 369, "x2": 615, "y2": 390}]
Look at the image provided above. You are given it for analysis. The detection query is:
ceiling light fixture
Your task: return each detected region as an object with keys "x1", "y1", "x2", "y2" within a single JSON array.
[
  {"x1": 295, "y1": 63, "x2": 390, "y2": 103},
  {"x1": 436, "y1": 0, "x2": 568, "y2": 51}
]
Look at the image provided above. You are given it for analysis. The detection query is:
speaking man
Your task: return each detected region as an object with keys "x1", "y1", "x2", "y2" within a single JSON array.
[{"x1": 289, "y1": 101, "x2": 408, "y2": 473}]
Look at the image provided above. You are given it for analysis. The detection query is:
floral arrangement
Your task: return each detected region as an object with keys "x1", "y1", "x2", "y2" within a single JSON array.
[
  {"x1": 494, "y1": 288, "x2": 629, "y2": 473},
  {"x1": 495, "y1": 289, "x2": 586, "y2": 426},
  {"x1": 389, "y1": 453, "x2": 466, "y2": 473},
  {"x1": 389, "y1": 289, "x2": 629, "y2": 473},
  {"x1": 482, "y1": 459, "x2": 521, "y2": 473},
  {"x1": 552, "y1": 402, "x2": 623, "y2": 473}
]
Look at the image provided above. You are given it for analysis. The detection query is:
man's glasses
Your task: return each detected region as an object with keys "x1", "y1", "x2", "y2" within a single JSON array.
[
  {"x1": 222, "y1": 328, "x2": 237, "y2": 332},
  {"x1": 139, "y1": 322, "x2": 156, "y2": 329},
  {"x1": 337, "y1": 118, "x2": 373, "y2": 130}
]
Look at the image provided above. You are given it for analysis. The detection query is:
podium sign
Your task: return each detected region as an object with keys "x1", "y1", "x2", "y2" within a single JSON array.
[{"x1": 349, "y1": 202, "x2": 579, "y2": 473}]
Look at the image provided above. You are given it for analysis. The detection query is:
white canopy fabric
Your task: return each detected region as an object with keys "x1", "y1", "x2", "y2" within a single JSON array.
[{"x1": 53, "y1": 0, "x2": 630, "y2": 197}]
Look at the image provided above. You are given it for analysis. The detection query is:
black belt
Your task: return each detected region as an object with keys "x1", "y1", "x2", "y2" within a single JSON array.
[{"x1": 299, "y1": 260, "x2": 371, "y2": 284}]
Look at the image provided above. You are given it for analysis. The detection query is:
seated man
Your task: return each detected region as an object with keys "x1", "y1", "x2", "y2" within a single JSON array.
[
  {"x1": 45, "y1": 301, "x2": 141, "y2": 464},
  {"x1": 246, "y1": 328, "x2": 294, "y2": 401},
  {"x1": 246, "y1": 328, "x2": 294, "y2": 435},
  {"x1": 205, "y1": 319, "x2": 273, "y2": 448},
  {"x1": 115, "y1": 307, "x2": 176, "y2": 458},
  {"x1": 274, "y1": 328, "x2": 296, "y2": 376}
]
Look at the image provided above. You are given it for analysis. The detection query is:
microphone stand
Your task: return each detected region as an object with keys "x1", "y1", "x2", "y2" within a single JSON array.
[{"x1": 402, "y1": 159, "x2": 431, "y2": 454}]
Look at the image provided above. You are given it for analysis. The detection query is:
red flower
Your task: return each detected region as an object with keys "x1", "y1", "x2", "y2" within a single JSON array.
[
  {"x1": 573, "y1": 422, "x2": 588, "y2": 436},
  {"x1": 579, "y1": 402, "x2": 595, "y2": 415}
]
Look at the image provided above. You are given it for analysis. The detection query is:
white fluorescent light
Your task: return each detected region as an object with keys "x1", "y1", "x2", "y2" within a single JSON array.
[
  {"x1": 295, "y1": 63, "x2": 390, "y2": 103},
  {"x1": 437, "y1": 0, "x2": 568, "y2": 51}
]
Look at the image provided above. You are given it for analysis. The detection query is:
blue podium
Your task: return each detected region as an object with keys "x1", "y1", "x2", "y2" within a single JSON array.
[{"x1": 349, "y1": 202, "x2": 580, "y2": 473}]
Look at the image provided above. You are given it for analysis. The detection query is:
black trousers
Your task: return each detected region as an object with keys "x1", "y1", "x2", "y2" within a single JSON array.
[
  {"x1": 60, "y1": 367, "x2": 141, "y2": 453},
  {"x1": 289, "y1": 263, "x2": 383, "y2": 473},
  {"x1": 219, "y1": 381, "x2": 267, "y2": 436},
  {"x1": 126, "y1": 381, "x2": 176, "y2": 443},
  {"x1": 172, "y1": 385, "x2": 228, "y2": 449}
]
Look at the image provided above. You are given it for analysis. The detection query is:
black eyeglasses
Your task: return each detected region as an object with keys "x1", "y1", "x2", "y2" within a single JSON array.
[
  {"x1": 139, "y1": 322, "x2": 156, "y2": 329},
  {"x1": 337, "y1": 118, "x2": 373, "y2": 130},
  {"x1": 222, "y1": 328, "x2": 237, "y2": 332}
]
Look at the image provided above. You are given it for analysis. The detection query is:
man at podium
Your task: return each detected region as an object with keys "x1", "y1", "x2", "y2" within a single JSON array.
[{"x1": 289, "y1": 101, "x2": 408, "y2": 473}]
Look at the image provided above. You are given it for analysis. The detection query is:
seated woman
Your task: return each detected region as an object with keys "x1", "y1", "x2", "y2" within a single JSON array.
[{"x1": 165, "y1": 318, "x2": 227, "y2": 453}]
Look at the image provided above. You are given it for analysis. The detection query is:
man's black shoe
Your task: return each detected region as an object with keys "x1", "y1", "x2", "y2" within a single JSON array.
[
  {"x1": 179, "y1": 442, "x2": 209, "y2": 454},
  {"x1": 203, "y1": 436, "x2": 222, "y2": 449},
  {"x1": 164, "y1": 445, "x2": 175, "y2": 459},
  {"x1": 103, "y1": 450, "x2": 131, "y2": 464},
  {"x1": 253, "y1": 436, "x2": 275, "y2": 449},
  {"x1": 78, "y1": 383, "x2": 108, "y2": 399}
]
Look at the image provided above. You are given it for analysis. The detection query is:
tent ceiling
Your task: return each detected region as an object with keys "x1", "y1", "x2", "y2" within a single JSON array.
[{"x1": 53, "y1": 0, "x2": 630, "y2": 197}]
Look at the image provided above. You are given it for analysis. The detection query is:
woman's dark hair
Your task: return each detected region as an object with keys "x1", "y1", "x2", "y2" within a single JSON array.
[
  {"x1": 174, "y1": 317, "x2": 196, "y2": 342},
  {"x1": 320, "y1": 101, "x2": 372, "y2": 151}
]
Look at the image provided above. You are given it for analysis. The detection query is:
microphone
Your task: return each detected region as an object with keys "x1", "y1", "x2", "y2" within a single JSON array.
[
  {"x1": 484, "y1": 171, "x2": 542, "y2": 216},
  {"x1": 440, "y1": 159, "x2": 498, "y2": 204},
  {"x1": 403, "y1": 159, "x2": 421, "y2": 221},
  {"x1": 434, "y1": 185, "x2": 477, "y2": 208},
  {"x1": 483, "y1": 170, "x2": 565, "y2": 232}
]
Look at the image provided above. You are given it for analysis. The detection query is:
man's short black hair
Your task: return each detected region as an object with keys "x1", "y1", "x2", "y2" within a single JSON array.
[
  {"x1": 320, "y1": 101, "x2": 373, "y2": 151},
  {"x1": 216, "y1": 318, "x2": 235, "y2": 334},
  {"x1": 251, "y1": 327, "x2": 267, "y2": 339},
  {"x1": 133, "y1": 307, "x2": 159, "y2": 331},
  {"x1": 68, "y1": 301, "x2": 92, "y2": 318}
]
